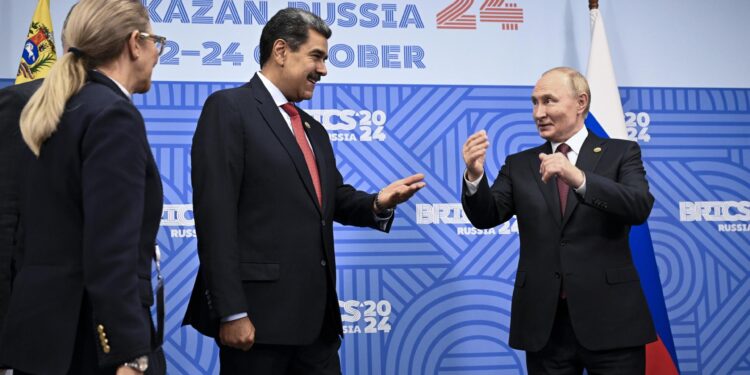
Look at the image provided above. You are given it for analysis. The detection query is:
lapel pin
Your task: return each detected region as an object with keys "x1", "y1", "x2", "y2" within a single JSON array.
[
  {"x1": 304, "y1": 121, "x2": 311, "y2": 129},
  {"x1": 593, "y1": 147, "x2": 602, "y2": 153}
]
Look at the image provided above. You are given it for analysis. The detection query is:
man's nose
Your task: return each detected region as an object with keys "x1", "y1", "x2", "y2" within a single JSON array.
[
  {"x1": 318, "y1": 61, "x2": 327, "y2": 76},
  {"x1": 533, "y1": 105, "x2": 545, "y2": 120}
]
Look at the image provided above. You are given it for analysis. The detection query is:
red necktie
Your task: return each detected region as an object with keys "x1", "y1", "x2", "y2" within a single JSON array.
[
  {"x1": 281, "y1": 103, "x2": 322, "y2": 207},
  {"x1": 556, "y1": 143, "x2": 572, "y2": 217}
]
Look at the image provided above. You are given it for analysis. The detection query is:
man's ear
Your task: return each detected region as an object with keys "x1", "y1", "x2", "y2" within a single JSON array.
[
  {"x1": 578, "y1": 92, "x2": 589, "y2": 115},
  {"x1": 271, "y1": 38, "x2": 287, "y2": 67},
  {"x1": 126, "y1": 30, "x2": 141, "y2": 60}
]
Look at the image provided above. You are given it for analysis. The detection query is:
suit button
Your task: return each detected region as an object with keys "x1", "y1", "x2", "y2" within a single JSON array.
[
  {"x1": 560, "y1": 241, "x2": 567, "y2": 247},
  {"x1": 554, "y1": 272, "x2": 561, "y2": 279},
  {"x1": 320, "y1": 259, "x2": 327, "y2": 267},
  {"x1": 321, "y1": 220, "x2": 326, "y2": 226}
]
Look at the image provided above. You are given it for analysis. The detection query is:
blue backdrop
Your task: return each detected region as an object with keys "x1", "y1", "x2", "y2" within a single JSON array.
[{"x1": 2, "y1": 0, "x2": 749, "y2": 373}]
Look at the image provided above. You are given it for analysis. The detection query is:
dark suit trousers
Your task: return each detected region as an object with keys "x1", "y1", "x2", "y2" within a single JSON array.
[
  {"x1": 218, "y1": 279, "x2": 342, "y2": 375},
  {"x1": 219, "y1": 335, "x2": 341, "y2": 375},
  {"x1": 526, "y1": 301, "x2": 645, "y2": 375}
]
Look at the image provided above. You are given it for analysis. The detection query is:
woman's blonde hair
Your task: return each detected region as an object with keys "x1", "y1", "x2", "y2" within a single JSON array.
[{"x1": 20, "y1": 0, "x2": 150, "y2": 156}]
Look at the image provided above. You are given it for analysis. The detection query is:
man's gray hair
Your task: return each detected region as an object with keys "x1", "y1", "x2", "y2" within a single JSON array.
[{"x1": 543, "y1": 67, "x2": 592, "y2": 118}]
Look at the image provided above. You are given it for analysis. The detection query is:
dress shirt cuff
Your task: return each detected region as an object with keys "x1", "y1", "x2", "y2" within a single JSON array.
[
  {"x1": 374, "y1": 209, "x2": 394, "y2": 231},
  {"x1": 464, "y1": 170, "x2": 484, "y2": 196},
  {"x1": 573, "y1": 171, "x2": 587, "y2": 197},
  {"x1": 221, "y1": 313, "x2": 248, "y2": 323}
]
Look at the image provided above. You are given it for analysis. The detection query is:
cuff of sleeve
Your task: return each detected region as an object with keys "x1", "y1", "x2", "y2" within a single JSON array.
[
  {"x1": 374, "y1": 209, "x2": 394, "y2": 231},
  {"x1": 464, "y1": 170, "x2": 483, "y2": 196},
  {"x1": 374, "y1": 208, "x2": 394, "y2": 219},
  {"x1": 573, "y1": 171, "x2": 587, "y2": 197},
  {"x1": 221, "y1": 312, "x2": 248, "y2": 323}
]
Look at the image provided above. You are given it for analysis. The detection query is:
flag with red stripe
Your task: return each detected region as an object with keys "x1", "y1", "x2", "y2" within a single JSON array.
[{"x1": 584, "y1": 6, "x2": 680, "y2": 375}]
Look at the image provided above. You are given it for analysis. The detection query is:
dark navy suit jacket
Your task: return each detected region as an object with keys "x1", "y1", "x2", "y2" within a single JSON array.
[
  {"x1": 463, "y1": 131, "x2": 657, "y2": 351},
  {"x1": 0, "y1": 79, "x2": 42, "y2": 338},
  {"x1": 0, "y1": 71, "x2": 163, "y2": 374},
  {"x1": 183, "y1": 74, "x2": 392, "y2": 345}
]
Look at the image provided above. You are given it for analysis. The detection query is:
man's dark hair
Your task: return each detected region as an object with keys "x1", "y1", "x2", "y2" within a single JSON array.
[{"x1": 259, "y1": 8, "x2": 332, "y2": 67}]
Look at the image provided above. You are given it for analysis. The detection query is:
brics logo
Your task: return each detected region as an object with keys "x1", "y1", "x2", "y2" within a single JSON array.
[
  {"x1": 340, "y1": 300, "x2": 392, "y2": 334},
  {"x1": 416, "y1": 203, "x2": 470, "y2": 224},
  {"x1": 679, "y1": 201, "x2": 750, "y2": 222},
  {"x1": 309, "y1": 109, "x2": 387, "y2": 142},
  {"x1": 416, "y1": 203, "x2": 519, "y2": 236},
  {"x1": 437, "y1": 0, "x2": 524, "y2": 31},
  {"x1": 161, "y1": 204, "x2": 196, "y2": 238},
  {"x1": 679, "y1": 201, "x2": 750, "y2": 232}
]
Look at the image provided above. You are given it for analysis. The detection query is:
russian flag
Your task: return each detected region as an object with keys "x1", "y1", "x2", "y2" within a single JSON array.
[{"x1": 584, "y1": 5, "x2": 680, "y2": 375}]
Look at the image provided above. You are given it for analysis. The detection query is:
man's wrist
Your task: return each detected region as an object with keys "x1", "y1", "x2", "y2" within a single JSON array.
[
  {"x1": 373, "y1": 190, "x2": 391, "y2": 213},
  {"x1": 465, "y1": 169, "x2": 483, "y2": 183},
  {"x1": 574, "y1": 169, "x2": 586, "y2": 189}
]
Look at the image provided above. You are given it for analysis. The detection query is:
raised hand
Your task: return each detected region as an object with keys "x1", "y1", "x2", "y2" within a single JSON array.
[
  {"x1": 462, "y1": 130, "x2": 489, "y2": 181},
  {"x1": 375, "y1": 173, "x2": 426, "y2": 212}
]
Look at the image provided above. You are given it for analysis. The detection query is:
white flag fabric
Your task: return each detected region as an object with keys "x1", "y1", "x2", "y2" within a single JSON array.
[
  {"x1": 585, "y1": 8, "x2": 681, "y2": 375},
  {"x1": 586, "y1": 8, "x2": 628, "y2": 140}
]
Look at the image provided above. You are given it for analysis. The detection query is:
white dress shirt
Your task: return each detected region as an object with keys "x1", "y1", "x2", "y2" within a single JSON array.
[{"x1": 257, "y1": 72, "x2": 314, "y2": 148}]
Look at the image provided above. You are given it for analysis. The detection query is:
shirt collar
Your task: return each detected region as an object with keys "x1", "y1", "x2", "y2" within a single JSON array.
[
  {"x1": 257, "y1": 71, "x2": 289, "y2": 107},
  {"x1": 551, "y1": 126, "x2": 588, "y2": 155}
]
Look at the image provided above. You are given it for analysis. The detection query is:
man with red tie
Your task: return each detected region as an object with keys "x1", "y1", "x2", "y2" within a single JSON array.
[
  {"x1": 461, "y1": 67, "x2": 656, "y2": 374},
  {"x1": 183, "y1": 8, "x2": 424, "y2": 374}
]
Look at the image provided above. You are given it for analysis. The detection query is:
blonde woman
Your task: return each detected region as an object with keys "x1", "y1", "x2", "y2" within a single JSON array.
[{"x1": 0, "y1": 0, "x2": 166, "y2": 374}]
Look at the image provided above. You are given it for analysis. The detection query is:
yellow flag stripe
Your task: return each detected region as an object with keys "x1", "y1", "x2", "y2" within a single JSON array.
[{"x1": 15, "y1": 0, "x2": 56, "y2": 84}]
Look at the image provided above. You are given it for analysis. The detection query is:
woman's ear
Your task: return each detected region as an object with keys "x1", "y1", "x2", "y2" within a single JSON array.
[{"x1": 126, "y1": 30, "x2": 141, "y2": 60}]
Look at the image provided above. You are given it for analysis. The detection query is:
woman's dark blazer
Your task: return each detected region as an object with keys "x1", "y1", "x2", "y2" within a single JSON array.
[{"x1": 0, "y1": 70, "x2": 163, "y2": 374}]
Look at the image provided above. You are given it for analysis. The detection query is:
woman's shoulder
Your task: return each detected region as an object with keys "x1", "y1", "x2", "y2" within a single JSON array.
[{"x1": 67, "y1": 80, "x2": 137, "y2": 121}]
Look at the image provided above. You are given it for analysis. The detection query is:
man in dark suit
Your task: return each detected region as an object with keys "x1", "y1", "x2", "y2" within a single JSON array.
[
  {"x1": 0, "y1": 5, "x2": 75, "y2": 355},
  {"x1": 182, "y1": 8, "x2": 425, "y2": 374},
  {"x1": 0, "y1": 79, "x2": 42, "y2": 335},
  {"x1": 461, "y1": 67, "x2": 656, "y2": 374}
]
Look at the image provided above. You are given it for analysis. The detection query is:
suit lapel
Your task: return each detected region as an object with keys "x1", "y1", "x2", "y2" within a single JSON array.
[
  {"x1": 561, "y1": 132, "x2": 606, "y2": 226},
  {"x1": 531, "y1": 142, "x2": 562, "y2": 226},
  {"x1": 250, "y1": 75, "x2": 322, "y2": 216}
]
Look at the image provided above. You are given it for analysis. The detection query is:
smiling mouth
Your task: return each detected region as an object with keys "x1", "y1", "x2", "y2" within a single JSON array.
[{"x1": 307, "y1": 73, "x2": 321, "y2": 85}]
